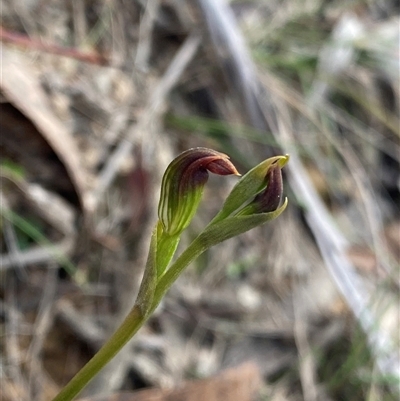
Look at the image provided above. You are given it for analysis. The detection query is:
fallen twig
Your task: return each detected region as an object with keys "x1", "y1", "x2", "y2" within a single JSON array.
[{"x1": 0, "y1": 26, "x2": 109, "y2": 65}]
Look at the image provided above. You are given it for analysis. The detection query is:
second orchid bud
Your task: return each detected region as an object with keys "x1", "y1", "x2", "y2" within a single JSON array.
[
  {"x1": 158, "y1": 148, "x2": 240, "y2": 236},
  {"x1": 236, "y1": 160, "x2": 284, "y2": 216}
]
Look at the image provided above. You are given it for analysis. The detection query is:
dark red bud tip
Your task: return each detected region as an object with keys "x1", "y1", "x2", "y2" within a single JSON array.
[{"x1": 206, "y1": 158, "x2": 241, "y2": 176}]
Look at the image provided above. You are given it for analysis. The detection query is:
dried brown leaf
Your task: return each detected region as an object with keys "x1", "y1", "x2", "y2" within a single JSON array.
[{"x1": 0, "y1": 44, "x2": 91, "y2": 215}]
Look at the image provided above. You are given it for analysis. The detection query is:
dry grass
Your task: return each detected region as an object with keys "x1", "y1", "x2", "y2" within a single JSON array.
[{"x1": 0, "y1": 0, "x2": 399, "y2": 400}]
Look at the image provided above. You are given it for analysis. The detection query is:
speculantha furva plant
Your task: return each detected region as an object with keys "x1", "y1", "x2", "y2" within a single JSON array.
[{"x1": 52, "y1": 148, "x2": 289, "y2": 401}]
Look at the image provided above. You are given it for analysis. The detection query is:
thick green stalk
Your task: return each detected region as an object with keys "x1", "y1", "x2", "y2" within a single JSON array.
[
  {"x1": 151, "y1": 237, "x2": 205, "y2": 309},
  {"x1": 51, "y1": 207, "x2": 287, "y2": 400},
  {"x1": 51, "y1": 306, "x2": 145, "y2": 401},
  {"x1": 51, "y1": 225, "x2": 158, "y2": 401},
  {"x1": 51, "y1": 236, "x2": 205, "y2": 401}
]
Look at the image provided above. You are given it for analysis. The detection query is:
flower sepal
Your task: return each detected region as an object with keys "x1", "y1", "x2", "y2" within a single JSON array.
[{"x1": 211, "y1": 154, "x2": 289, "y2": 223}]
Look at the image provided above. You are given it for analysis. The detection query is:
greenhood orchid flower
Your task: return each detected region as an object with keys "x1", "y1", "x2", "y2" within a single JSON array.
[
  {"x1": 156, "y1": 147, "x2": 240, "y2": 277},
  {"x1": 158, "y1": 147, "x2": 240, "y2": 236},
  {"x1": 51, "y1": 149, "x2": 288, "y2": 401}
]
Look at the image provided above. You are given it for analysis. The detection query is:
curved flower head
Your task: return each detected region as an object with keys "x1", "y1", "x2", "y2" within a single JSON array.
[{"x1": 158, "y1": 148, "x2": 240, "y2": 236}]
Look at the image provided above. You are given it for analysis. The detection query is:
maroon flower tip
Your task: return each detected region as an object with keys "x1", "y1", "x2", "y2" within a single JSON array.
[{"x1": 254, "y1": 162, "x2": 283, "y2": 213}]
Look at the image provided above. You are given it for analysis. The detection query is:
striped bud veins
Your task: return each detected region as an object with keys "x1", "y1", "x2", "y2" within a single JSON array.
[{"x1": 158, "y1": 148, "x2": 240, "y2": 236}]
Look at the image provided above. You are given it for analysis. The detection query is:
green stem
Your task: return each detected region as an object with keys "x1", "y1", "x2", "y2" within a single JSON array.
[
  {"x1": 152, "y1": 237, "x2": 205, "y2": 309},
  {"x1": 51, "y1": 236, "x2": 206, "y2": 401},
  {"x1": 51, "y1": 306, "x2": 145, "y2": 401}
]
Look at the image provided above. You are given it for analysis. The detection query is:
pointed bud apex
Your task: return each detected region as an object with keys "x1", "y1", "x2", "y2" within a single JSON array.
[{"x1": 158, "y1": 148, "x2": 240, "y2": 235}]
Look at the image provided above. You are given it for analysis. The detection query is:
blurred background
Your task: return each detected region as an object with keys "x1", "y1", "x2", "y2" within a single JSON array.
[{"x1": 0, "y1": 1, "x2": 399, "y2": 400}]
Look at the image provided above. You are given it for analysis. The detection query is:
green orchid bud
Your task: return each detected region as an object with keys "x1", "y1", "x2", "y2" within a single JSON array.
[
  {"x1": 211, "y1": 155, "x2": 289, "y2": 222},
  {"x1": 158, "y1": 147, "x2": 240, "y2": 236},
  {"x1": 191, "y1": 155, "x2": 289, "y2": 253},
  {"x1": 236, "y1": 160, "x2": 284, "y2": 216}
]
